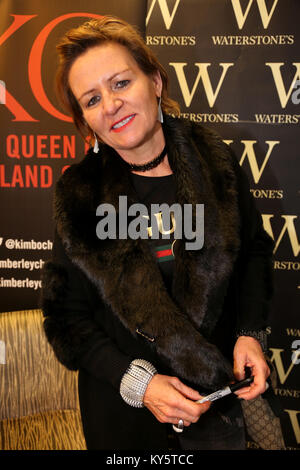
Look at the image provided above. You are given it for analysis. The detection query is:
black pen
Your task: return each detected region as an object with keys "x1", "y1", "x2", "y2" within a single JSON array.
[
  {"x1": 196, "y1": 376, "x2": 254, "y2": 404},
  {"x1": 173, "y1": 376, "x2": 257, "y2": 432}
]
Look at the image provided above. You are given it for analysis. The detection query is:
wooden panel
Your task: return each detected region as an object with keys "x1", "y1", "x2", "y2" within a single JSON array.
[
  {"x1": 0, "y1": 410, "x2": 86, "y2": 450},
  {"x1": 0, "y1": 310, "x2": 79, "y2": 420}
]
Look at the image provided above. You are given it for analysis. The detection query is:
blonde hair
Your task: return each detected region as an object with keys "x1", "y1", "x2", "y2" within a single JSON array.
[{"x1": 55, "y1": 16, "x2": 180, "y2": 143}]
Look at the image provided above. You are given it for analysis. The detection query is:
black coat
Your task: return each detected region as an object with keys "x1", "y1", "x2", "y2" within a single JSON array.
[{"x1": 41, "y1": 116, "x2": 274, "y2": 449}]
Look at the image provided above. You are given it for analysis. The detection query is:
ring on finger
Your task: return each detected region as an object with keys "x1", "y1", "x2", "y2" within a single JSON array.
[{"x1": 172, "y1": 418, "x2": 184, "y2": 433}]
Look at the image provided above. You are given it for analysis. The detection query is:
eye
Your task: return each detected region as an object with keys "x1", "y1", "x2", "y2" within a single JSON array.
[
  {"x1": 87, "y1": 95, "x2": 100, "y2": 108},
  {"x1": 115, "y1": 79, "x2": 130, "y2": 89}
]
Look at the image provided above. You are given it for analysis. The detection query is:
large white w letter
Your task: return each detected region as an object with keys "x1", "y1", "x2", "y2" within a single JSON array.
[
  {"x1": 266, "y1": 63, "x2": 300, "y2": 108},
  {"x1": 231, "y1": 0, "x2": 279, "y2": 29},
  {"x1": 169, "y1": 62, "x2": 234, "y2": 108},
  {"x1": 146, "y1": 0, "x2": 181, "y2": 29}
]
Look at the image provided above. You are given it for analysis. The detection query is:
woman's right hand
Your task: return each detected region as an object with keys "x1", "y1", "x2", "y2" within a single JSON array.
[{"x1": 143, "y1": 374, "x2": 211, "y2": 428}]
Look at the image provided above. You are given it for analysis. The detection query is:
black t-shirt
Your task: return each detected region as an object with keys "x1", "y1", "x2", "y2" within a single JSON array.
[
  {"x1": 130, "y1": 172, "x2": 235, "y2": 359},
  {"x1": 129, "y1": 173, "x2": 176, "y2": 292}
]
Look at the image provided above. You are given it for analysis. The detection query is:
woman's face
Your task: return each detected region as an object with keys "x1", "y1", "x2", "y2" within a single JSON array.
[{"x1": 69, "y1": 42, "x2": 163, "y2": 156}]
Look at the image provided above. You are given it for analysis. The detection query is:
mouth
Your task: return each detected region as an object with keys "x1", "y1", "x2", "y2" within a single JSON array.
[{"x1": 111, "y1": 114, "x2": 136, "y2": 132}]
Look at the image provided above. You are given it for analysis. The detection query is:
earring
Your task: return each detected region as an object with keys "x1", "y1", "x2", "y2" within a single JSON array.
[
  {"x1": 93, "y1": 132, "x2": 99, "y2": 154},
  {"x1": 157, "y1": 96, "x2": 163, "y2": 123}
]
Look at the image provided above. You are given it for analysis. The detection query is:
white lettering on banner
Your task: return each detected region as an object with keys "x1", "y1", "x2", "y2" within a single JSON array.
[
  {"x1": 231, "y1": 0, "x2": 279, "y2": 30},
  {"x1": 212, "y1": 34, "x2": 294, "y2": 46},
  {"x1": 146, "y1": 0, "x2": 181, "y2": 30},
  {"x1": 275, "y1": 388, "x2": 300, "y2": 399},
  {"x1": 286, "y1": 328, "x2": 300, "y2": 337},
  {"x1": 269, "y1": 348, "x2": 298, "y2": 385},
  {"x1": 262, "y1": 215, "x2": 300, "y2": 257},
  {"x1": 250, "y1": 189, "x2": 283, "y2": 199},
  {"x1": 285, "y1": 410, "x2": 300, "y2": 444},
  {"x1": 3, "y1": 239, "x2": 53, "y2": 250},
  {"x1": 266, "y1": 63, "x2": 300, "y2": 108},
  {"x1": 273, "y1": 261, "x2": 300, "y2": 271},
  {"x1": 180, "y1": 113, "x2": 239, "y2": 123},
  {"x1": 0, "y1": 277, "x2": 42, "y2": 290},
  {"x1": 146, "y1": 35, "x2": 196, "y2": 46},
  {"x1": 0, "y1": 259, "x2": 44, "y2": 270},
  {"x1": 255, "y1": 114, "x2": 300, "y2": 124},
  {"x1": 223, "y1": 140, "x2": 279, "y2": 184},
  {"x1": 169, "y1": 63, "x2": 234, "y2": 107}
]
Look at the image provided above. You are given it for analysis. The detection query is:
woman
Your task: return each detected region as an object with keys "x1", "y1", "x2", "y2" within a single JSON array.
[{"x1": 42, "y1": 16, "x2": 276, "y2": 450}]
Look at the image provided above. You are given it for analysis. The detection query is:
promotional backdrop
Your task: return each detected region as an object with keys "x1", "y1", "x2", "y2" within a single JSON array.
[{"x1": 0, "y1": 0, "x2": 299, "y2": 449}]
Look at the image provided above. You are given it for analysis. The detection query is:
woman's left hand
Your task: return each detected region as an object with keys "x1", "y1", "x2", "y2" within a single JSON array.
[{"x1": 233, "y1": 335, "x2": 270, "y2": 400}]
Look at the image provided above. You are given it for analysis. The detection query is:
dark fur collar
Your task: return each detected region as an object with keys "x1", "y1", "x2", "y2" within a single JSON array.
[{"x1": 54, "y1": 116, "x2": 241, "y2": 390}]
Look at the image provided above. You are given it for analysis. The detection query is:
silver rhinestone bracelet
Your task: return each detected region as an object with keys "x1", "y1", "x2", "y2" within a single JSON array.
[{"x1": 120, "y1": 359, "x2": 157, "y2": 408}]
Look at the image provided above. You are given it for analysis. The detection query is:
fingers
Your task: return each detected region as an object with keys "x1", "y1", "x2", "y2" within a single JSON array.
[
  {"x1": 233, "y1": 357, "x2": 246, "y2": 381},
  {"x1": 234, "y1": 364, "x2": 269, "y2": 399},
  {"x1": 171, "y1": 376, "x2": 203, "y2": 401},
  {"x1": 143, "y1": 374, "x2": 210, "y2": 426},
  {"x1": 172, "y1": 418, "x2": 192, "y2": 429},
  {"x1": 234, "y1": 363, "x2": 270, "y2": 400},
  {"x1": 168, "y1": 376, "x2": 211, "y2": 420},
  {"x1": 233, "y1": 335, "x2": 271, "y2": 400},
  {"x1": 172, "y1": 398, "x2": 211, "y2": 424},
  {"x1": 157, "y1": 394, "x2": 209, "y2": 425},
  {"x1": 160, "y1": 399, "x2": 210, "y2": 428},
  {"x1": 235, "y1": 380, "x2": 267, "y2": 400},
  {"x1": 152, "y1": 401, "x2": 200, "y2": 426}
]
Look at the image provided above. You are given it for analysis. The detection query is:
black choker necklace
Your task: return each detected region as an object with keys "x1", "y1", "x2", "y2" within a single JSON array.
[{"x1": 126, "y1": 145, "x2": 167, "y2": 172}]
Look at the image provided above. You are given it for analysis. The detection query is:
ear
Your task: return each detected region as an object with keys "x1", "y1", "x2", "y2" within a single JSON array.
[{"x1": 152, "y1": 69, "x2": 163, "y2": 97}]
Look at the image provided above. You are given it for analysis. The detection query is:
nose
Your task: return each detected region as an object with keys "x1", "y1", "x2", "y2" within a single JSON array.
[{"x1": 102, "y1": 91, "x2": 122, "y2": 115}]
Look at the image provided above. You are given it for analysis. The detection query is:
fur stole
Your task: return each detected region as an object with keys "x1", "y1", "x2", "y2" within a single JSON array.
[{"x1": 49, "y1": 116, "x2": 242, "y2": 391}]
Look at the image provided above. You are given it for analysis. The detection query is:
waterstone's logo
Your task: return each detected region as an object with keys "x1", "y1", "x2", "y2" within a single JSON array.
[
  {"x1": 146, "y1": 0, "x2": 181, "y2": 30},
  {"x1": 96, "y1": 197, "x2": 204, "y2": 251},
  {"x1": 231, "y1": 0, "x2": 279, "y2": 30}
]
